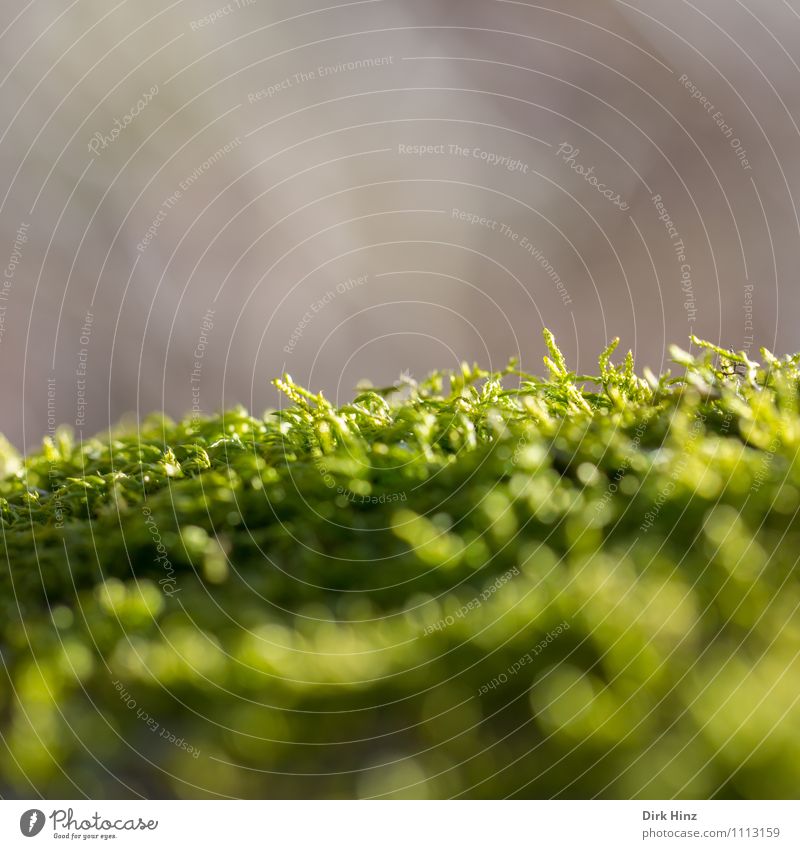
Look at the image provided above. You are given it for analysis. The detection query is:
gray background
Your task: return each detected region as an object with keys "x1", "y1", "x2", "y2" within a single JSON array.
[{"x1": 0, "y1": 0, "x2": 797, "y2": 448}]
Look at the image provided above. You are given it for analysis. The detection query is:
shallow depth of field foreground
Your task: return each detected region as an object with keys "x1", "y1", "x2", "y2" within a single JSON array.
[{"x1": 1, "y1": 333, "x2": 799, "y2": 799}]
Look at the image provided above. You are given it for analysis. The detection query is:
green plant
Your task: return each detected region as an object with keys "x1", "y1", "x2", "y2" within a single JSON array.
[{"x1": 1, "y1": 332, "x2": 799, "y2": 798}]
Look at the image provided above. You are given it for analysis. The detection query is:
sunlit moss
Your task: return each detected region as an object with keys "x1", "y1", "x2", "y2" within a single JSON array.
[{"x1": 1, "y1": 332, "x2": 799, "y2": 798}]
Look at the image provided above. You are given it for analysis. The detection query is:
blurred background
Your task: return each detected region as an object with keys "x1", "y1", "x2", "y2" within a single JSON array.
[{"x1": 0, "y1": 0, "x2": 798, "y2": 448}]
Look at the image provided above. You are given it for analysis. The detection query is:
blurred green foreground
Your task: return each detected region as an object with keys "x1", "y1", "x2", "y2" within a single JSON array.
[{"x1": 1, "y1": 333, "x2": 799, "y2": 798}]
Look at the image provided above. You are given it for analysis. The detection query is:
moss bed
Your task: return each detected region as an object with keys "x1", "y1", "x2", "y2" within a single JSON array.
[{"x1": 1, "y1": 333, "x2": 799, "y2": 798}]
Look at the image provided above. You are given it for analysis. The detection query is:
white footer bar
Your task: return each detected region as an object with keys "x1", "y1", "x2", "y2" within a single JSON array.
[{"x1": 1, "y1": 800, "x2": 796, "y2": 848}]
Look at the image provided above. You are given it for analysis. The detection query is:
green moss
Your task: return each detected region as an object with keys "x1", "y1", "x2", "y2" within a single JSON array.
[{"x1": 1, "y1": 332, "x2": 799, "y2": 798}]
